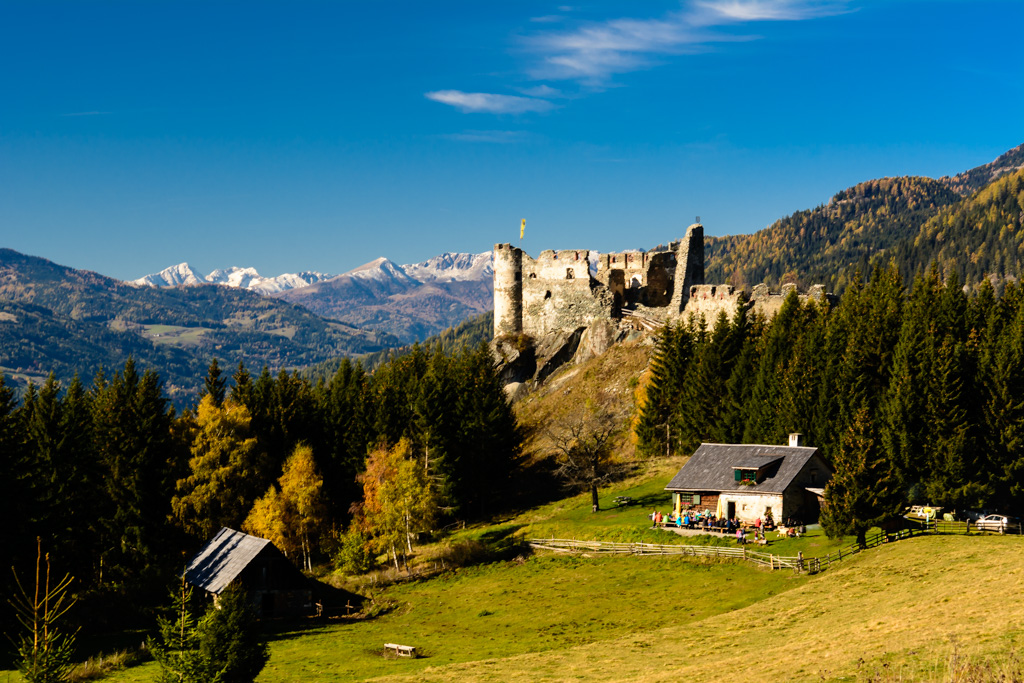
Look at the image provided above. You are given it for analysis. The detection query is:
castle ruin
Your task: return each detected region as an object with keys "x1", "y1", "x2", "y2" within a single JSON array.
[{"x1": 493, "y1": 223, "x2": 829, "y2": 341}]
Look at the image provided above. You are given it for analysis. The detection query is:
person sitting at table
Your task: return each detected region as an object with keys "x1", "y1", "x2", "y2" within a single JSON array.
[{"x1": 675, "y1": 514, "x2": 682, "y2": 528}]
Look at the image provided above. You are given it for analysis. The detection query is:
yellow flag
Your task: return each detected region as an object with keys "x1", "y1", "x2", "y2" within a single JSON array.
[{"x1": 520, "y1": 218, "x2": 526, "y2": 239}]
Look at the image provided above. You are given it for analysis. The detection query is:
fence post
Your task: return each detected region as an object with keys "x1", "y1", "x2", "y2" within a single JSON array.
[{"x1": 838, "y1": 548, "x2": 842, "y2": 561}]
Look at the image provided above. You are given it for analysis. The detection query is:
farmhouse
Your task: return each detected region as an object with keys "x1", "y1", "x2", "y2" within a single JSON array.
[
  {"x1": 665, "y1": 434, "x2": 833, "y2": 524},
  {"x1": 184, "y1": 527, "x2": 312, "y2": 618}
]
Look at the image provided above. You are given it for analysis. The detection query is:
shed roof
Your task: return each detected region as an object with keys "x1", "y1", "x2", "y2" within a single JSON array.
[
  {"x1": 665, "y1": 443, "x2": 820, "y2": 495},
  {"x1": 184, "y1": 527, "x2": 272, "y2": 594}
]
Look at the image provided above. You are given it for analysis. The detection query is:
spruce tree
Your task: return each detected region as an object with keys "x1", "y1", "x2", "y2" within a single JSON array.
[
  {"x1": 203, "y1": 358, "x2": 227, "y2": 408},
  {"x1": 820, "y1": 407, "x2": 904, "y2": 547}
]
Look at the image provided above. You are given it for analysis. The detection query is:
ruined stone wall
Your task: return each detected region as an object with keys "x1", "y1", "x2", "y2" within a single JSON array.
[
  {"x1": 520, "y1": 249, "x2": 614, "y2": 338},
  {"x1": 669, "y1": 223, "x2": 704, "y2": 313},
  {"x1": 749, "y1": 283, "x2": 829, "y2": 320},
  {"x1": 681, "y1": 284, "x2": 745, "y2": 324},
  {"x1": 493, "y1": 222, "x2": 832, "y2": 346}
]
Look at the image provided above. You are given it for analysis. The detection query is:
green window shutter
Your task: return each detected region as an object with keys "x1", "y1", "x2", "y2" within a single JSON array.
[
  {"x1": 734, "y1": 469, "x2": 742, "y2": 482},
  {"x1": 693, "y1": 494, "x2": 701, "y2": 505}
]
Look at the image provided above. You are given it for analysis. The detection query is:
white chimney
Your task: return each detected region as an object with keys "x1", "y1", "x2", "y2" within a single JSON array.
[{"x1": 789, "y1": 433, "x2": 803, "y2": 447}]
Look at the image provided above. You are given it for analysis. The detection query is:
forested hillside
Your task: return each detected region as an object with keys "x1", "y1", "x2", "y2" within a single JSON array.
[
  {"x1": 637, "y1": 265, "x2": 1024, "y2": 543},
  {"x1": 889, "y1": 168, "x2": 1024, "y2": 287},
  {"x1": 2, "y1": 342, "x2": 519, "y2": 637},
  {"x1": 0, "y1": 249, "x2": 396, "y2": 400},
  {"x1": 704, "y1": 176, "x2": 960, "y2": 293},
  {"x1": 704, "y1": 143, "x2": 1024, "y2": 294}
]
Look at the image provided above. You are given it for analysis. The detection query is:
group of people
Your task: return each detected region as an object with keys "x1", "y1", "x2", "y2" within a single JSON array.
[{"x1": 650, "y1": 508, "x2": 779, "y2": 544}]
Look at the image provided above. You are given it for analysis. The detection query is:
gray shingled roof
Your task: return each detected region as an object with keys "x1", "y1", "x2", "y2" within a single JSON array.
[
  {"x1": 728, "y1": 454, "x2": 782, "y2": 470},
  {"x1": 184, "y1": 527, "x2": 271, "y2": 594},
  {"x1": 665, "y1": 443, "x2": 819, "y2": 495}
]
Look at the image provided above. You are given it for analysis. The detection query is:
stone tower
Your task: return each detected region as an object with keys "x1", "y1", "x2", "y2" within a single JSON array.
[
  {"x1": 493, "y1": 243, "x2": 523, "y2": 337},
  {"x1": 669, "y1": 223, "x2": 704, "y2": 313}
]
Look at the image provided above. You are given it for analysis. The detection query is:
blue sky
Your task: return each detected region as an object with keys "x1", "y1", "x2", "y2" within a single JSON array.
[{"x1": 1, "y1": 0, "x2": 1021, "y2": 281}]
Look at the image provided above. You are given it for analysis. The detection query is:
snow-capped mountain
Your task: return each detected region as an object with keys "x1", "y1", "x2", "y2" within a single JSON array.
[
  {"x1": 133, "y1": 251, "x2": 495, "y2": 344},
  {"x1": 132, "y1": 265, "x2": 333, "y2": 294},
  {"x1": 205, "y1": 266, "x2": 264, "y2": 289},
  {"x1": 132, "y1": 262, "x2": 205, "y2": 287},
  {"x1": 340, "y1": 257, "x2": 420, "y2": 285},
  {"x1": 402, "y1": 251, "x2": 492, "y2": 283}
]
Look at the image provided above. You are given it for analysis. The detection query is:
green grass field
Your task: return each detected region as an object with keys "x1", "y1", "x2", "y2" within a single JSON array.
[
  {"x1": 8, "y1": 459, "x2": 1023, "y2": 682},
  {"x1": 139, "y1": 324, "x2": 209, "y2": 346}
]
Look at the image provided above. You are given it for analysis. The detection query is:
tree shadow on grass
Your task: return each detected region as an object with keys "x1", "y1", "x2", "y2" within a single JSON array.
[{"x1": 632, "y1": 491, "x2": 672, "y2": 507}]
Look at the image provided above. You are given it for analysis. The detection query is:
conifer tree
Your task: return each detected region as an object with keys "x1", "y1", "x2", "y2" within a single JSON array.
[
  {"x1": 820, "y1": 407, "x2": 903, "y2": 547},
  {"x1": 923, "y1": 336, "x2": 990, "y2": 509},
  {"x1": 743, "y1": 291, "x2": 803, "y2": 443},
  {"x1": 202, "y1": 358, "x2": 226, "y2": 408},
  {"x1": 172, "y1": 395, "x2": 266, "y2": 538}
]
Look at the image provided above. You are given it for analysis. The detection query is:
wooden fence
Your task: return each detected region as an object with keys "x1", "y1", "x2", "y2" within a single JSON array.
[{"x1": 528, "y1": 523, "x2": 960, "y2": 575}]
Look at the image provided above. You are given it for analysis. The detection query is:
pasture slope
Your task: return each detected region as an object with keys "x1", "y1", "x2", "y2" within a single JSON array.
[
  {"x1": 371, "y1": 534, "x2": 1024, "y2": 682},
  {"x1": 78, "y1": 458, "x2": 1024, "y2": 683}
]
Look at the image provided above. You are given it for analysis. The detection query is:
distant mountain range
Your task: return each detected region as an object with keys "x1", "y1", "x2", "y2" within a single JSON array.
[
  {"x1": 133, "y1": 263, "x2": 333, "y2": 293},
  {"x1": 0, "y1": 249, "x2": 396, "y2": 401},
  {"x1": 133, "y1": 252, "x2": 494, "y2": 344},
  {"x1": 4, "y1": 143, "x2": 1023, "y2": 402}
]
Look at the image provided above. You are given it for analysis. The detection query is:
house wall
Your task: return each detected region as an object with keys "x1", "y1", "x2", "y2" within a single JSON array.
[
  {"x1": 781, "y1": 453, "x2": 834, "y2": 523},
  {"x1": 718, "y1": 492, "x2": 785, "y2": 524},
  {"x1": 672, "y1": 491, "x2": 719, "y2": 517}
]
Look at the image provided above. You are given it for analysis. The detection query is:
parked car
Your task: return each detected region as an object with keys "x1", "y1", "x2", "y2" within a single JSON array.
[
  {"x1": 904, "y1": 505, "x2": 942, "y2": 522},
  {"x1": 974, "y1": 514, "x2": 1021, "y2": 534}
]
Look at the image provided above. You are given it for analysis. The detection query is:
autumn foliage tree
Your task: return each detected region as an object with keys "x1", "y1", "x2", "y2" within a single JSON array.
[
  {"x1": 358, "y1": 438, "x2": 437, "y2": 569},
  {"x1": 244, "y1": 444, "x2": 327, "y2": 571},
  {"x1": 172, "y1": 395, "x2": 266, "y2": 538}
]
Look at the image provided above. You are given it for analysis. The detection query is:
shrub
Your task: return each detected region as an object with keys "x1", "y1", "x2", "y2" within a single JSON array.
[{"x1": 333, "y1": 526, "x2": 376, "y2": 575}]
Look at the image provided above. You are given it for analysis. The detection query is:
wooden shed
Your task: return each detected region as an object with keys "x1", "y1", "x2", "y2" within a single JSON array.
[
  {"x1": 184, "y1": 527, "x2": 312, "y2": 618},
  {"x1": 665, "y1": 434, "x2": 833, "y2": 524}
]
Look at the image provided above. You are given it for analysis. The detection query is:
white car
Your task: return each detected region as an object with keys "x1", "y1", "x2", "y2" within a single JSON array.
[{"x1": 974, "y1": 514, "x2": 1021, "y2": 534}]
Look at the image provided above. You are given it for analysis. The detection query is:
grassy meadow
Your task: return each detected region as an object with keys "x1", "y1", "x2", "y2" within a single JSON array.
[{"x1": 32, "y1": 456, "x2": 1022, "y2": 683}]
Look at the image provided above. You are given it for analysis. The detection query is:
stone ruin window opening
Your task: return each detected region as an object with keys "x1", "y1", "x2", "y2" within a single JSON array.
[
  {"x1": 529, "y1": 273, "x2": 537, "y2": 279},
  {"x1": 544, "y1": 291, "x2": 552, "y2": 300},
  {"x1": 566, "y1": 268, "x2": 574, "y2": 279},
  {"x1": 630, "y1": 276, "x2": 641, "y2": 289}
]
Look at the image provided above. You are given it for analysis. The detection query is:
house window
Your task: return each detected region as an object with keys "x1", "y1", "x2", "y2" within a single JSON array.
[
  {"x1": 679, "y1": 493, "x2": 701, "y2": 505},
  {"x1": 734, "y1": 469, "x2": 756, "y2": 482}
]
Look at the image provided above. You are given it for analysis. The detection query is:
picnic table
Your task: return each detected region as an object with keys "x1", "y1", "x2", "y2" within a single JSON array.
[
  {"x1": 614, "y1": 496, "x2": 634, "y2": 506},
  {"x1": 384, "y1": 643, "x2": 418, "y2": 658}
]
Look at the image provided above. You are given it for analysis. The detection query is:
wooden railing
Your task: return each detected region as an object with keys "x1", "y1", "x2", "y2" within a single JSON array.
[{"x1": 528, "y1": 522, "x2": 977, "y2": 575}]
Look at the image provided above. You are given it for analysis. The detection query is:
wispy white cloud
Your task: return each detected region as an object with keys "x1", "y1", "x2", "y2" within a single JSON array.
[
  {"x1": 443, "y1": 130, "x2": 537, "y2": 144},
  {"x1": 693, "y1": 0, "x2": 851, "y2": 23},
  {"x1": 428, "y1": 1, "x2": 850, "y2": 114},
  {"x1": 425, "y1": 90, "x2": 555, "y2": 114},
  {"x1": 526, "y1": 0, "x2": 850, "y2": 83},
  {"x1": 516, "y1": 84, "x2": 567, "y2": 99}
]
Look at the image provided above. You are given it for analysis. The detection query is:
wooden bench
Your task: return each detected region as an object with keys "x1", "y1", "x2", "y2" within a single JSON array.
[{"x1": 384, "y1": 643, "x2": 418, "y2": 658}]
